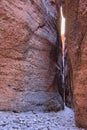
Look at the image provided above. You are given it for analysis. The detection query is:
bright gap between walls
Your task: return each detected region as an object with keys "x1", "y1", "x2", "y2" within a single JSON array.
[
  {"x1": 60, "y1": 6, "x2": 66, "y2": 102},
  {"x1": 60, "y1": 7, "x2": 65, "y2": 43}
]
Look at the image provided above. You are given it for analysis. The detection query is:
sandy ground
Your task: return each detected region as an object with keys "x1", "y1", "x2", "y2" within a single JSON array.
[{"x1": 0, "y1": 106, "x2": 85, "y2": 130}]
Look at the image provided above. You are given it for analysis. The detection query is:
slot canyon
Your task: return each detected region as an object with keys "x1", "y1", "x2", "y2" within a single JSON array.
[{"x1": 0, "y1": 0, "x2": 87, "y2": 129}]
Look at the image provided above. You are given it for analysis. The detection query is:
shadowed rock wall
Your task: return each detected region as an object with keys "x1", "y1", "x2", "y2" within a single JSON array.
[
  {"x1": 63, "y1": 0, "x2": 87, "y2": 128},
  {"x1": 0, "y1": 0, "x2": 63, "y2": 112},
  {"x1": 64, "y1": 42, "x2": 73, "y2": 108}
]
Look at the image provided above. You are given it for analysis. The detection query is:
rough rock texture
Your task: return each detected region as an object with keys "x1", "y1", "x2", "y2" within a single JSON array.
[
  {"x1": 63, "y1": 0, "x2": 87, "y2": 128},
  {"x1": 0, "y1": 0, "x2": 63, "y2": 112}
]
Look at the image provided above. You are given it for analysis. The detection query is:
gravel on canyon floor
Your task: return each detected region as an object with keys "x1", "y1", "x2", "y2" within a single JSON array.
[{"x1": 0, "y1": 106, "x2": 85, "y2": 130}]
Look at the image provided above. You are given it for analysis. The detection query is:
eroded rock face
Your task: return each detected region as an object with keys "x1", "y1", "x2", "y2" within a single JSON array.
[
  {"x1": 63, "y1": 0, "x2": 87, "y2": 128},
  {"x1": 0, "y1": 0, "x2": 63, "y2": 112}
]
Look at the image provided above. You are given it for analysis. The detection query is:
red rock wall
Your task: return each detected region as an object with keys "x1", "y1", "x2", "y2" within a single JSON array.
[
  {"x1": 63, "y1": 0, "x2": 87, "y2": 128},
  {"x1": 0, "y1": 0, "x2": 63, "y2": 112}
]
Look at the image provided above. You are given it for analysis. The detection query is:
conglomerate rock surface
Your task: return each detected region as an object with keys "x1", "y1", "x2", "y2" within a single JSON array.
[
  {"x1": 0, "y1": 0, "x2": 63, "y2": 112},
  {"x1": 63, "y1": 0, "x2": 87, "y2": 128}
]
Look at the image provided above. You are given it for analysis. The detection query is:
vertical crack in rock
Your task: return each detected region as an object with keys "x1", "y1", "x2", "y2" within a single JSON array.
[
  {"x1": 59, "y1": 4, "x2": 73, "y2": 108},
  {"x1": 64, "y1": 42, "x2": 73, "y2": 108}
]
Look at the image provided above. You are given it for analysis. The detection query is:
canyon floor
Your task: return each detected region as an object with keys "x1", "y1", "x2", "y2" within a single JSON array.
[{"x1": 0, "y1": 106, "x2": 85, "y2": 130}]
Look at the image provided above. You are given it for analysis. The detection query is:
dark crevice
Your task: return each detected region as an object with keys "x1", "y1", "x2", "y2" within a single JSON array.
[{"x1": 59, "y1": 5, "x2": 73, "y2": 108}]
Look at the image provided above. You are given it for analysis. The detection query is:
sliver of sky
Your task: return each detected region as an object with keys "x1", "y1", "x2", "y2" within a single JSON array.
[{"x1": 61, "y1": 7, "x2": 65, "y2": 35}]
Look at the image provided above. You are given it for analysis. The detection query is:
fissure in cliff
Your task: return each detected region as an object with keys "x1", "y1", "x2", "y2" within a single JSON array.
[{"x1": 60, "y1": 6, "x2": 73, "y2": 108}]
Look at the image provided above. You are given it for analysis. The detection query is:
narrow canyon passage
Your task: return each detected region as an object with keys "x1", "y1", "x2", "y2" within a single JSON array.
[
  {"x1": 60, "y1": 7, "x2": 73, "y2": 108},
  {"x1": 0, "y1": 0, "x2": 87, "y2": 129},
  {"x1": 0, "y1": 5, "x2": 84, "y2": 130}
]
